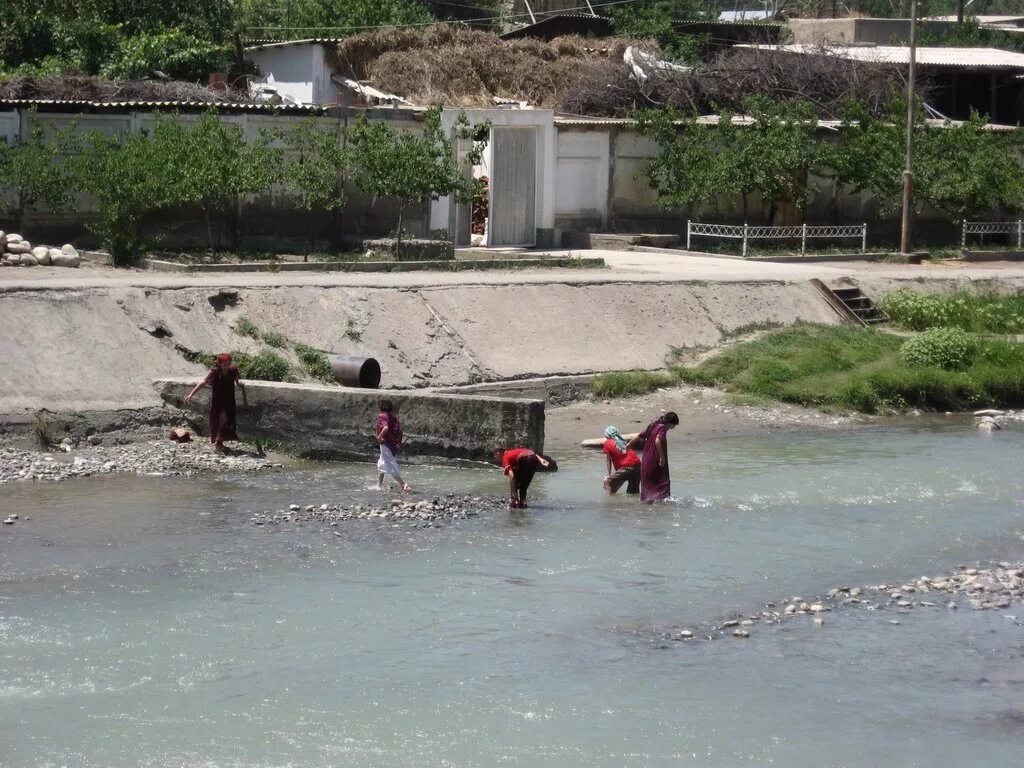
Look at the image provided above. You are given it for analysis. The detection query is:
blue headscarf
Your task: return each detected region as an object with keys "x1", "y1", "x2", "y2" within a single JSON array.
[{"x1": 604, "y1": 425, "x2": 628, "y2": 452}]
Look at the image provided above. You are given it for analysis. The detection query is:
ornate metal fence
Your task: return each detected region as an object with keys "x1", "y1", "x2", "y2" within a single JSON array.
[
  {"x1": 961, "y1": 220, "x2": 1023, "y2": 249},
  {"x1": 686, "y1": 221, "x2": 868, "y2": 257}
]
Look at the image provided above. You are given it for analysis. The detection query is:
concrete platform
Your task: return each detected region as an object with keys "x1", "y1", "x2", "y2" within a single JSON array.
[{"x1": 155, "y1": 379, "x2": 545, "y2": 461}]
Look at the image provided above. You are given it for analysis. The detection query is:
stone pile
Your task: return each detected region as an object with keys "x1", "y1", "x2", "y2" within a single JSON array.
[
  {"x1": 671, "y1": 562, "x2": 1023, "y2": 642},
  {"x1": 251, "y1": 494, "x2": 509, "y2": 528},
  {"x1": 0, "y1": 232, "x2": 81, "y2": 267},
  {"x1": 0, "y1": 439, "x2": 279, "y2": 485}
]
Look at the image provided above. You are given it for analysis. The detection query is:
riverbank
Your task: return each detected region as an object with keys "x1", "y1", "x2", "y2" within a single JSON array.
[{"x1": 0, "y1": 438, "x2": 282, "y2": 485}]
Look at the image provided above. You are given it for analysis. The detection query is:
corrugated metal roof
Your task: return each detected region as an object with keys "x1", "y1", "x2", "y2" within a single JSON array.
[
  {"x1": 0, "y1": 98, "x2": 324, "y2": 113},
  {"x1": 555, "y1": 114, "x2": 1017, "y2": 130},
  {"x1": 738, "y1": 43, "x2": 1024, "y2": 69},
  {"x1": 245, "y1": 38, "x2": 345, "y2": 51}
]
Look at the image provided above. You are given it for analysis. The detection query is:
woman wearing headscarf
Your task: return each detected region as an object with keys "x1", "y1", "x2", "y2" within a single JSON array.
[
  {"x1": 629, "y1": 411, "x2": 679, "y2": 503},
  {"x1": 602, "y1": 426, "x2": 641, "y2": 495},
  {"x1": 184, "y1": 353, "x2": 246, "y2": 454}
]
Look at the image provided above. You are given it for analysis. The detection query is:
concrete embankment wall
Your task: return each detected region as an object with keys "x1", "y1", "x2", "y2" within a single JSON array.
[
  {"x1": 0, "y1": 279, "x2": 844, "y2": 416},
  {"x1": 156, "y1": 379, "x2": 544, "y2": 461}
]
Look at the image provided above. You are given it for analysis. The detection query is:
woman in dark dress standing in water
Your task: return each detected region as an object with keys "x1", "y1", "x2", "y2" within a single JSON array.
[
  {"x1": 184, "y1": 353, "x2": 246, "y2": 453},
  {"x1": 631, "y1": 411, "x2": 679, "y2": 503}
]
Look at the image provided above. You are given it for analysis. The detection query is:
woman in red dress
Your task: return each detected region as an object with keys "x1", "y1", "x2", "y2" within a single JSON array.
[
  {"x1": 630, "y1": 411, "x2": 679, "y2": 503},
  {"x1": 184, "y1": 353, "x2": 246, "y2": 453}
]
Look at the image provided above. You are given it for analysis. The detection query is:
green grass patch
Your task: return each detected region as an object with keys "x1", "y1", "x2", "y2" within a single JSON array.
[
  {"x1": 294, "y1": 343, "x2": 334, "y2": 383},
  {"x1": 590, "y1": 370, "x2": 676, "y2": 398},
  {"x1": 186, "y1": 350, "x2": 296, "y2": 382},
  {"x1": 233, "y1": 316, "x2": 260, "y2": 340},
  {"x1": 677, "y1": 324, "x2": 1024, "y2": 413},
  {"x1": 881, "y1": 289, "x2": 1024, "y2": 334},
  {"x1": 261, "y1": 330, "x2": 288, "y2": 348}
]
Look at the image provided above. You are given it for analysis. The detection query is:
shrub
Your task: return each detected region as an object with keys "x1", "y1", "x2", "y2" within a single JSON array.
[
  {"x1": 900, "y1": 328, "x2": 976, "y2": 370},
  {"x1": 881, "y1": 289, "x2": 1024, "y2": 333},
  {"x1": 590, "y1": 370, "x2": 675, "y2": 398},
  {"x1": 238, "y1": 351, "x2": 293, "y2": 382},
  {"x1": 233, "y1": 316, "x2": 260, "y2": 339},
  {"x1": 294, "y1": 343, "x2": 334, "y2": 383},
  {"x1": 261, "y1": 330, "x2": 288, "y2": 348}
]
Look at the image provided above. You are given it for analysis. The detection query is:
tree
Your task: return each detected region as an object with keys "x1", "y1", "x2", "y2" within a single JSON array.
[
  {"x1": 0, "y1": 118, "x2": 74, "y2": 233},
  {"x1": 914, "y1": 112, "x2": 1024, "y2": 222},
  {"x1": 69, "y1": 117, "x2": 184, "y2": 266},
  {"x1": 638, "y1": 98, "x2": 821, "y2": 222},
  {"x1": 345, "y1": 107, "x2": 486, "y2": 254},
  {"x1": 282, "y1": 118, "x2": 348, "y2": 258},
  {"x1": 815, "y1": 102, "x2": 903, "y2": 220},
  {"x1": 636, "y1": 108, "x2": 726, "y2": 212},
  {"x1": 162, "y1": 110, "x2": 282, "y2": 249}
]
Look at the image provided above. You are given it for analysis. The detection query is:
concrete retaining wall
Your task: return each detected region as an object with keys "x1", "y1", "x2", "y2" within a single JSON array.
[
  {"x1": 0, "y1": 279, "x2": 845, "y2": 414},
  {"x1": 155, "y1": 379, "x2": 544, "y2": 461}
]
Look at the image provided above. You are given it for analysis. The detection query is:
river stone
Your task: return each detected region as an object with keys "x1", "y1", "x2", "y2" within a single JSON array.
[
  {"x1": 32, "y1": 246, "x2": 50, "y2": 265},
  {"x1": 0, "y1": 231, "x2": 5, "y2": 248},
  {"x1": 5, "y1": 233, "x2": 23, "y2": 244},
  {"x1": 51, "y1": 249, "x2": 80, "y2": 267},
  {"x1": 20, "y1": 253, "x2": 38, "y2": 266},
  {"x1": 48, "y1": 247, "x2": 61, "y2": 262},
  {"x1": 6, "y1": 241, "x2": 31, "y2": 254},
  {"x1": 5, "y1": 254, "x2": 21, "y2": 265}
]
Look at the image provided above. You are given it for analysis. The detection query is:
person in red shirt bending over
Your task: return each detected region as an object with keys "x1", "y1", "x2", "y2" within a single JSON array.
[
  {"x1": 494, "y1": 447, "x2": 550, "y2": 508},
  {"x1": 602, "y1": 425, "x2": 641, "y2": 495}
]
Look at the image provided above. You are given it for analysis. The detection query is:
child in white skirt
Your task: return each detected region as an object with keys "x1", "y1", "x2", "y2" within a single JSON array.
[{"x1": 376, "y1": 398, "x2": 412, "y2": 492}]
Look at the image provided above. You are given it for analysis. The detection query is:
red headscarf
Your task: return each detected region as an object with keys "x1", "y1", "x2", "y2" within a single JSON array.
[{"x1": 216, "y1": 353, "x2": 232, "y2": 364}]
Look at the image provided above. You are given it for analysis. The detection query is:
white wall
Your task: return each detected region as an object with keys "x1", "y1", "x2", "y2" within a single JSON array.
[
  {"x1": 555, "y1": 131, "x2": 609, "y2": 227},
  {"x1": 249, "y1": 44, "x2": 318, "y2": 105}
]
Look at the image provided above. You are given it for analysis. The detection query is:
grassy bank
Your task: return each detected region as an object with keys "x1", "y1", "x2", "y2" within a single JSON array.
[
  {"x1": 592, "y1": 323, "x2": 1024, "y2": 413},
  {"x1": 679, "y1": 325, "x2": 1024, "y2": 412},
  {"x1": 881, "y1": 289, "x2": 1024, "y2": 334}
]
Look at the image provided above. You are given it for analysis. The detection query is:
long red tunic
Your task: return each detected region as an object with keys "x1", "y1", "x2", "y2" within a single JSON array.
[
  {"x1": 639, "y1": 421, "x2": 671, "y2": 503},
  {"x1": 204, "y1": 364, "x2": 240, "y2": 444}
]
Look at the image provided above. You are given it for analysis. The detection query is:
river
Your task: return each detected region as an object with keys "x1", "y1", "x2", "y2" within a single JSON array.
[{"x1": 2, "y1": 422, "x2": 1023, "y2": 766}]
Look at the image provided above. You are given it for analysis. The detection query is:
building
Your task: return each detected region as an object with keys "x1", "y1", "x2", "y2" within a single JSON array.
[{"x1": 739, "y1": 44, "x2": 1024, "y2": 124}]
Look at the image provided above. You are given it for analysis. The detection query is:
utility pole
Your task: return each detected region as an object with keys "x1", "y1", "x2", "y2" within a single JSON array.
[{"x1": 900, "y1": 0, "x2": 918, "y2": 256}]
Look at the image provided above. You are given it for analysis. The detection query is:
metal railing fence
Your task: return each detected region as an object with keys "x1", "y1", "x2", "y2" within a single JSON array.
[
  {"x1": 962, "y1": 220, "x2": 1023, "y2": 249},
  {"x1": 686, "y1": 220, "x2": 868, "y2": 257}
]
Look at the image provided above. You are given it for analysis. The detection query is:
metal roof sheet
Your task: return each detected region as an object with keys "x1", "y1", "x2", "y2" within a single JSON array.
[
  {"x1": 0, "y1": 97, "x2": 324, "y2": 113},
  {"x1": 245, "y1": 38, "x2": 345, "y2": 51},
  {"x1": 738, "y1": 43, "x2": 1024, "y2": 69}
]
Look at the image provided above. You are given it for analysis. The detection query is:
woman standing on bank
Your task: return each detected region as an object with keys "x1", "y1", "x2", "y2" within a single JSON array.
[
  {"x1": 630, "y1": 411, "x2": 679, "y2": 503},
  {"x1": 184, "y1": 353, "x2": 246, "y2": 454}
]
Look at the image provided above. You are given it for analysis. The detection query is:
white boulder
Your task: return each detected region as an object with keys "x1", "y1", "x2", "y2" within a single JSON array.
[
  {"x1": 5, "y1": 241, "x2": 31, "y2": 255},
  {"x1": 0, "y1": 230, "x2": 6, "y2": 249},
  {"x1": 5, "y1": 254, "x2": 21, "y2": 265},
  {"x1": 31, "y1": 246, "x2": 50, "y2": 265},
  {"x1": 5, "y1": 233, "x2": 23, "y2": 244},
  {"x1": 52, "y1": 244, "x2": 81, "y2": 267},
  {"x1": 978, "y1": 416, "x2": 1002, "y2": 432},
  {"x1": 20, "y1": 253, "x2": 38, "y2": 266}
]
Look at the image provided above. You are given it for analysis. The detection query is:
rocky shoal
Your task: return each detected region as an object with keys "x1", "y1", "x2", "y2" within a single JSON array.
[
  {"x1": 0, "y1": 439, "x2": 279, "y2": 486},
  {"x1": 665, "y1": 562, "x2": 1024, "y2": 642},
  {"x1": 250, "y1": 494, "x2": 510, "y2": 529}
]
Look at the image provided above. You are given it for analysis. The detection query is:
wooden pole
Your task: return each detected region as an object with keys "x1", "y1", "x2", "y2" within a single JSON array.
[{"x1": 900, "y1": 0, "x2": 918, "y2": 256}]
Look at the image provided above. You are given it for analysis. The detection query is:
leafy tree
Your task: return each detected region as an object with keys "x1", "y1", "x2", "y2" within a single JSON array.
[
  {"x1": 68, "y1": 117, "x2": 184, "y2": 266},
  {"x1": 345, "y1": 107, "x2": 486, "y2": 254},
  {"x1": 636, "y1": 108, "x2": 726, "y2": 212},
  {"x1": 101, "y1": 26, "x2": 231, "y2": 81},
  {"x1": 282, "y1": 118, "x2": 347, "y2": 258},
  {"x1": 914, "y1": 112, "x2": 1024, "y2": 221},
  {"x1": 0, "y1": 117, "x2": 75, "y2": 233},
  {"x1": 161, "y1": 111, "x2": 282, "y2": 249},
  {"x1": 815, "y1": 102, "x2": 903, "y2": 219},
  {"x1": 608, "y1": 1, "x2": 704, "y2": 63},
  {"x1": 238, "y1": 0, "x2": 432, "y2": 33}
]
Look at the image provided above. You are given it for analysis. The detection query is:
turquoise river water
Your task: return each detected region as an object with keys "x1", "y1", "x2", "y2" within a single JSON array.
[{"x1": 2, "y1": 422, "x2": 1023, "y2": 767}]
